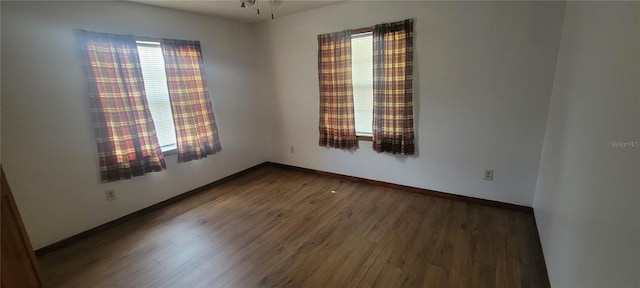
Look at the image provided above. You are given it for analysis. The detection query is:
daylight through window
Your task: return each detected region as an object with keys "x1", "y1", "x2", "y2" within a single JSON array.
[
  {"x1": 137, "y1": 42, "x2": 177, "y2": 152},
  {"x1": 351, "y1": 32, "x2": 373, "y2": 137}
]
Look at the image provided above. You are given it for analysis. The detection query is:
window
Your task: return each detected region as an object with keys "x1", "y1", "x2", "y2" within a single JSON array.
[
  {"x1": 318, "y1": 19, "x2": 414, "y2": 154},
  {"x1": 80, "y1": 31, "x2": 222, "y2": 182},
  {"x1": 351, "y1": 33, "x2": 373, "y2": 137},
  {"x1": 136, "y1": 41, "x2": 177, "y2": 152}
]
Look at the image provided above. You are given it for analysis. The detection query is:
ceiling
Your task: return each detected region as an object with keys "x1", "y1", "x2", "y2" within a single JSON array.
[{"x1": 129, "y1": 0, "x2": 346, "y2": 23}]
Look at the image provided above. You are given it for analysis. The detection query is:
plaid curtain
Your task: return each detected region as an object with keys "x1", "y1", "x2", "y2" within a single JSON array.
[
  {"x1": 160, "y1": 39, "x2": 222, "y2": 163},
  {"x1": 317, "y1": 30, "x2": 359, "y2": 150},
  {"x1": 372, "y1": 19, "x2": 415, "y2": 155},
  {"x1": 78, "y1": 31, "x2": 166, "y2": 182}
]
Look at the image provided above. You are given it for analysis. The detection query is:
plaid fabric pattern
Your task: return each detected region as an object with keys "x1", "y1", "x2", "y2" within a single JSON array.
[
  {"x1": 161, "y1": 39, "x2": 222, "y2": 162},
  {"x1": 317, "y1": 30, "x2": 359, "y2": 150},
  {"x1": 372, "y1": 19, "x2": 415, "y2": 155},
  {"x1": 78, "y1": 31, "x2": 166, "y2": 182}
]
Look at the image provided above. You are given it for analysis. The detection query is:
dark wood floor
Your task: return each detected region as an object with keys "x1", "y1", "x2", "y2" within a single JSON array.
[{"x1": 38, "y1": 166, "x2": 547, "y2": 287}]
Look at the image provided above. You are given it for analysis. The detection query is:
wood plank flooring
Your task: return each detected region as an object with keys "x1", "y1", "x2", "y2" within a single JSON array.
[{"x1": 38, "y1": 166, "x2": 547, "y2": 287}]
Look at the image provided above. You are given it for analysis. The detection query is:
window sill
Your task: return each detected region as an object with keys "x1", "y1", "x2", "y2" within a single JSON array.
[
  {"x1": 357, "y1": 136, "x2": 373, "y2": 141},
  {"x1": 162, "y1": 148, "x2": 178, "y2": 156}
]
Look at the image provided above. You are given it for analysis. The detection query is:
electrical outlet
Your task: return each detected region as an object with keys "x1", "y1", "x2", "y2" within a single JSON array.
[
  {"x1": 105, "y1": 189, "x2": 116, "y2": 201},
  {"x1": 290, "y1": 146, "x2": 295, "y2": 153},
  {"x1": 484, "y1": 169, "x2": 494, "y2": 181}
]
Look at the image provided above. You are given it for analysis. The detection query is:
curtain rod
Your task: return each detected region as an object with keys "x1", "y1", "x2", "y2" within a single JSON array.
[
  {"x1": 75, "y1": 29, "x2": 195, "y2": 43},
  {"x1": 352, "y1": 26, "x2": 374, "y2": 34}
]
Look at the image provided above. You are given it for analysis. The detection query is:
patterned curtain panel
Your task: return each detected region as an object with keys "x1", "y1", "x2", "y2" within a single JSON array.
[
  {"x1": 78, "y1": 31, "x2": 167, "y2": 182},
  {"x1": 372, "y1": 19, "x2": 415, "y2": 155},
  {"x1": 160, "y1": 39, "x2": 222, "y2": 163},
  {"x1": 317, "y1": 30, "x2": 359, "y2": 150}
]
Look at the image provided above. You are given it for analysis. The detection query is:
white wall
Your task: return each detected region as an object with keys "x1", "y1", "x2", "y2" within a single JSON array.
[
  {"x1": 534, "y1": 2, "x2": 640, "y2": 287},
  {"x1": 255, "y1": 1, "x2": 565, "y2": 206},
  {"x1": 1, "y1": 1, "x2": 269, "y2": 249}
]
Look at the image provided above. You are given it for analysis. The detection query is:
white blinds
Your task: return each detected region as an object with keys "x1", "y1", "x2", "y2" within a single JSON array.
[
  {"x1": 137, "y1": 42, "x2": 177, "y2": 151},
  {"x1": 351, "y1": 33, "x2": 373, "y2": 136}
]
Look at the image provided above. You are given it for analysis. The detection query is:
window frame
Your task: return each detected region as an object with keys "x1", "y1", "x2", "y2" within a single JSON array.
[{"x1": 351, "y1": 27, "x2": 374, "y2": 141}]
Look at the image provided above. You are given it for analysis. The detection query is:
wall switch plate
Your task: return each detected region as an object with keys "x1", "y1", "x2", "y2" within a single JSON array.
[
  {"x1": 484, "y1": 169, "x2": 494, "y2": 181},
  {"x1": 290, "y1": 146, "x2": 295, "y2": 153},
  {"x1": 105, "y1": 189, "x2": 116, "y2": 201}
]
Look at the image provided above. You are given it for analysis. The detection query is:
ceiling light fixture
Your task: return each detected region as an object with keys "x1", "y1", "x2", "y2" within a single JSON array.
[{"x1": 239, "y1": 0, "x2": 282, "y2": 19}]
